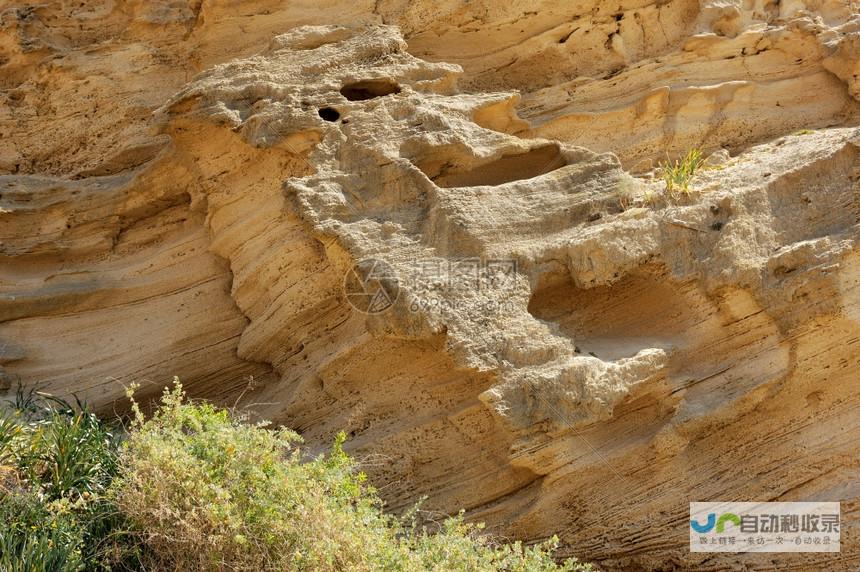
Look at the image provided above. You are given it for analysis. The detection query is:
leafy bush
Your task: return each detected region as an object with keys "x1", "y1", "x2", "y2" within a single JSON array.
[
  {"x1": 0, "y1": 491, "x2": 82, "y2": 572},
  {"x1": 0, "y1": 389, "x2": 139, "y2": 571},
  {"x1": 114, "y1": 380, "x2": 592, "y2": 572},
  {"x1": 0, "y1": 382, "x2": 592, "y2": 571}
]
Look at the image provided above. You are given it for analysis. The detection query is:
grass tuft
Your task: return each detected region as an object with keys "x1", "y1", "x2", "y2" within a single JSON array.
[
  {"x1": 0, "y1": 388, "x2": 140, "y2": 571},
  {"x1": 659, "y1": 148, "x2": 704, "y2": 197}
]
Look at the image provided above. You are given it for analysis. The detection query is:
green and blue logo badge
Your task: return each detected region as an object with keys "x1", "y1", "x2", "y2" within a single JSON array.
[
  {"x1": 690, "y1": 512, "x2": 740, "y2": 533},
  {"x1": 689, "y1": 501, "x2": 840, "y2": 553}
]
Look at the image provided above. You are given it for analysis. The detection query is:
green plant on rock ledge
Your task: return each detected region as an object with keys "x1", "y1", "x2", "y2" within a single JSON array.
[
  {"x1": 660, "y1": 148, "x2": 704, "y2": 198},
  {"x1": 640, "y1": 187, "x2": 662, "y2": 208}
]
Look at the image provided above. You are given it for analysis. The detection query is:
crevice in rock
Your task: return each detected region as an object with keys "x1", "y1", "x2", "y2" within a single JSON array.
[
  {"x1": 415, "y1": 143, "x2": 568, "y2": 188},
  {"x1": 528, "y1": 263, "x2": 702, "y2": 361},
  {"x1": 340, "y1": 79, "x2": 401, "y2": 101}
]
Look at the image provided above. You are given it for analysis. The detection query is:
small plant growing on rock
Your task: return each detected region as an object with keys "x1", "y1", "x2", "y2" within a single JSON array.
[
  {"x1": 640, "y1": 187, "x2": 662, "y2": 208},
  {"x1": 616, "y1": 187, "x2": 632, "y2": 211},
  {"x1": 615, "y1": 184, "x2": 633, "y2": 212},
  {"x1": 613, "y1": 174, "x2": 645, "y2": 212},
  {"x1": 660, "y1": 148, "x2": 704, "y2": 197}
]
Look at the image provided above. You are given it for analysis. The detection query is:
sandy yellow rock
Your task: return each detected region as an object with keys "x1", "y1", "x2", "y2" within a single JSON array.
[{"x1": 1, "y1": 2, "x2": 860, "y2": 570}]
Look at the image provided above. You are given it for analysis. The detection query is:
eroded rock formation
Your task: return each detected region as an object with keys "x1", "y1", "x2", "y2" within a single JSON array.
[{"x1": 2, "y1": 1, "x2": 860, "y2": 570}]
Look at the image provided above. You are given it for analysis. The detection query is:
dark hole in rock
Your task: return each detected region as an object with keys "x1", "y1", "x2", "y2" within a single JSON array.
[
  {"x1": 528, "y1": 263, "x2": 708, "y2": 361},
  {"x1": 318, "y1": 107, "x2": 340, "y2": 122},
  {"x1": 340, "y1": 79, "x2": 401, "y2": 101},
  {"x1": 416, "y1": 143, "x2": 568, "y2": 188}
]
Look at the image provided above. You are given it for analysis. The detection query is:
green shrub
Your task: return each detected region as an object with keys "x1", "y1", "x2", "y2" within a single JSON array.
[
  {"x1": 0, "y1": 382, "x2": 592, "y2": 571},
  {"x1": 660, "y1": 148, "x2": 704, "y2": 196},
  {"x1": 0, "y1": 490, "x2": 83, "y2": 572},
  {"x1": 0, "y1": 390, "x2": 139, "y2": 571},
  {"x1": 114, "y1": 380, "x2": 592, "y2": 572}
]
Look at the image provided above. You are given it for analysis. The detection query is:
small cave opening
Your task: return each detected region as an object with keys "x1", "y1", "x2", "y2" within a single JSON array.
[
  {"x1": 415, "y1": 143, "x2": 568, "y2": 188},
  {"x1": 318, "y1": 107, "x2": 341, "y2": 122},
  {"x1": 528, "y1": 263, "x2": 709, "y2": 361},
  {"x1": 340, "y1": 79, "x2": 402, "y2": 101}
]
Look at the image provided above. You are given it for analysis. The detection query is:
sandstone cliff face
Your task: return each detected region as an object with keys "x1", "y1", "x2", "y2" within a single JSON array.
[{"x1": 2, "y1": 1, "x2": 860, "y2": 570}]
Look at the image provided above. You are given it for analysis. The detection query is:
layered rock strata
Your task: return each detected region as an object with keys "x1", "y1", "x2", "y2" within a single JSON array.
[{"x1": 3, "y1": 2, "x2": 860, "y2": 570}]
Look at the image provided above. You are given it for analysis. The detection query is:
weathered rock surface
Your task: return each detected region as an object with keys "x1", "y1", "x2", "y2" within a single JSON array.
[{"x1": 2, "y1": 2, "x2": 860, "y2": 570}]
